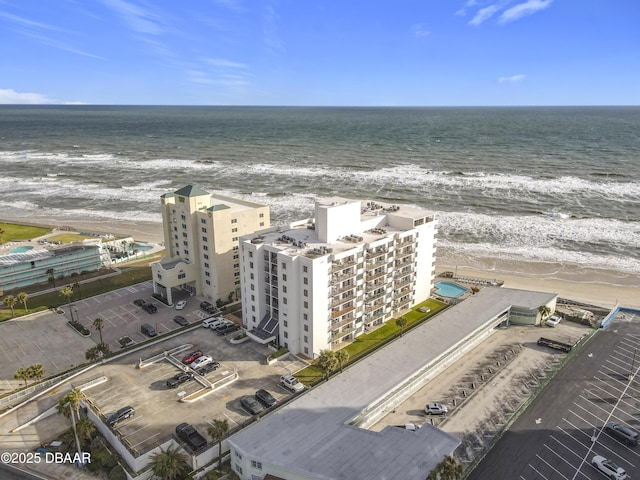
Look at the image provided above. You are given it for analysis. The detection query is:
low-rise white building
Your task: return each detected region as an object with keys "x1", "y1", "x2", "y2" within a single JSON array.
[{"x1": 240, "y1": 198, "x2": 437, "y2": 357}]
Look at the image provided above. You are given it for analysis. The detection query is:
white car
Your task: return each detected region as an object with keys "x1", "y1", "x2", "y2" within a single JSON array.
[
  {"x1": 175, "y1": 300, "x2": 187, "y2": 310},
  {"x1": 592, "y1": 455, "x2": 628, "y2": 479},
  {"x1": 425, "y1": 403, "x2": 448, "y2": 415},
  {"x1": 202, "y1": 316, "x2": 225, "y2": 328},
  {"x1": 190, "y1": 355, "x2": 213, "y2": 369},
  {"x1": 280, "y1": 374, "x2": 304, "y2": 393},
  {"x1": 546, "y1": 315, "x2": 561, "y2": 327}
]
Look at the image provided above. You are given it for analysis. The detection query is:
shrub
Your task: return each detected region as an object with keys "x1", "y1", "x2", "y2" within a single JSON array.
[{"x1": 68, "y1": 320, "x2": 90, "y2": 336}]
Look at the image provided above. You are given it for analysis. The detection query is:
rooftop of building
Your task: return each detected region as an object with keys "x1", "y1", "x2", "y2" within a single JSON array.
[
  {"x1": 243, "y1": 198, "x2": 435, "y2": 259},
  {"x1": 230, "y1": 287, "x2": 557, "y2": 480},
  {"x1": 0, "y1": 243, "x2": 100, "y2": 267}
]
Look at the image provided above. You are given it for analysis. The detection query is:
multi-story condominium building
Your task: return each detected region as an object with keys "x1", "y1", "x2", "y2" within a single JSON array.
[
  {"x1": 151, "y1": 185, "x2": 270, "y2": 306},
  {"x1": 240, "y1": 197, "x2": 437, "y2": 358}
]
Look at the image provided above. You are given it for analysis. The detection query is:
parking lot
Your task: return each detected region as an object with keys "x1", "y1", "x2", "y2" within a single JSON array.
[
  {"x1": 469, "y1": 309, "x2": 640, "y2": 480},
  {"x1": 83, "y1": 324, "x2": 305, "y2": 454}
]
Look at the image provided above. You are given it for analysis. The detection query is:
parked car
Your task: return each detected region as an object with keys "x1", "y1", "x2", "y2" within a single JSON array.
[
  {"x1": 133, "y1": 299, "x2": 146, "y2": 306},
  {"x1": 200, "y1": 301, "x2": 218, "y2": 314},
  {"x1": 216, "y1": 324, "x2": 241, "y2": 336},
  {"x1": 202, "y1": 316, "x2": 225, "y2": 328},
  {"x1": 209, "y1": 318, "x2": 232, "y2": 329},
  {"x1": 167, "y1": 372, "x2": 194, "y2": 389},
  {"x1": 591, "y1": 455, "x2": 628, "y2": 479},
  {"x1": 240, "y1": 395, "x2": 264, "y2": 415},
  {"x1": 173, "y1": 315, "x2": 188, "y2": 326},
  {"x1": 176, "y1": 423, "x2": 207, "y2": 452},
  {"x1": 196, "y1": 362, "x2": 220, "y2": 376},
  {"x1": 140, "y1": 323, "x2": 157, "y2": 337},
  {"x1": 190, "y1": 355, "x2": 213, "y2": 369},
  {"x1": 106, "y1": 406, "x2": 135, "y2": 427},
  {"x1": 255, "y1": 389, "x2": 277, "y2": 408},
  {"x1": 182, "y1": 350, "x2": 203, "y2": 364},
  {"x1": 175, "y1": 300, "x2": 187, "y2": 310},
  {"x1": 546, "y1": 315, "x2": 561, "y2": 327},
  {"x1": 280, "y1": 374, "x2": 304, "y2": 393},
  {"x1": 142, "y1": 303, "x2": 157, "y2": 314},
  {"x1": 425, "y1": 403, "x2": 448, "y2": 415},
  {"x1": 605, "y1": 421, "x2": 639, "y2": 446}
]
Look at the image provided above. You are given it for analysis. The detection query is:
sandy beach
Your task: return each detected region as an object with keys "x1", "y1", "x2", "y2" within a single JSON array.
[{"x1": 3, "y1": 215, "x2": 638, "y2": 310}]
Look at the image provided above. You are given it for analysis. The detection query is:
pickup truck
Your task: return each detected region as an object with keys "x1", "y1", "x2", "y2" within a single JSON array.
[{"x1": 175, "y1": 423, "x2": 207, "y2": 452}]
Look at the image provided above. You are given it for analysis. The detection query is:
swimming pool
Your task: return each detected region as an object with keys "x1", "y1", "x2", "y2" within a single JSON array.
[
  {"x1": 127, "y1": 243, "x2": 153, "y2": 252},
  {"x1": 434, "y1": 281, "x2": 469, "y2": 298},
  {"x1": 10, "y1": 246, "x2": 33, "y2": 254}
]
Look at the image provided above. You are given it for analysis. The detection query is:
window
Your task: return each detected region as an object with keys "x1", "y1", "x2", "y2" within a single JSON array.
[
  {"x1": 303, "y1": 265, "x2": 308, "y2": 273},
  {"x1": 232, "y1": 236, "x2": 238, "y2": 241},
  {"x1": 182, "y1": 223, "x2": 187, "y2": 229},
  {"x1": 281, "y1": 262, "x2": 286, "y2": 270},
  {"x1": 283, "y1": 297, "x2": 288, "y2": 305},
  {"x1": 304, "y1": 277, "x2": 308, "y2": 285},
  {"x1": 233, "y1": 245, "x2": 239, "y2": 250},
  {"x1": 206, "y1": 280, "x2": 211, "y2": 285},
  {"x1": 304, "y1": 335, "x2": 308, "y2": 343},
  {"x1": 157, "y1": 273, "x2": 162, "y2": 280},
  {"x1": 304, "y1": 324, "x2": 308, "y2": 332},
  {"x1": 205, "y1": 271, "x2": 210, "y2": 277},
  {"x1": 259, "y1": 213, "x2": 264, "y2": 218},
  {"x1": 303, "y1": 313, "x2": 308, "y2": 320},
  {"x1": 178, "y1": 273, "x2": 186, "y2": 279},
  {"x1": 202, "y1": 236, "x2": 207, "y2": 242},
  {"x1": 181, "y1": 214, "x2": 186, "y2": 220},
  {"x1": 251, "y1": 460, "x2": 262, "y2": 470},
  {"x1": 175, "y1": 242, "x2": 179, "y2": 248},
  {"x1": 235, "y1": 451, "x2": 242, "y2": 459},
  {"x1": 282, "y1": 273, "x2": 287, "y2": 281},
  {"x1": 259, "y1": 222, "x2": 264, "y2": 226},
  {"x1": 234, "y1": 272, "x2": 240, "y2": 277},
  {"x1": 252, "y1": 305, "x2": 255, "y2": 312},
  {"x1": 283, "y1": 320, "x2": 288, "y2": 327},
  {"x1": 250, "y1": 261, "x2": 254, "y2": 268},
  {"x1": 249, "y1": 251, "x2": 253, "y2": 258},
  {"x1": 232, "y1": 227, "x2": 238, "y2": 233},
  {"x1": 284, "y1": 331, "x2": 288, "y2": 338},
  {"x1": 203, "y1": 245, "x2": 208, "y2": 251},
  {"x1": 204, "y1": 263, "x2": 209, "y2": 268},
  {"x1": 201, "y1": 218, "x2": 206, "y2": 224},
  {"x1": 235, "y1": 280, "x2": 240, "y2": 285},
  {"x1": 304, "y1": 347, "x2": 309, "y2": 354},
  {"x1": 231, "y1": 218, "x2": 238, "y2": 224},
  {"x1": 234, "y1": 263, "x2": 239, "y2": 268},
  {"x1": 251, "y1": 284, "x2": 255, "y2": 291},
  {"x1": 250, "y1": 273, "x2": 254, "y2": 280},
  {"x1": 282, "y1": 285, "x2": 287, "y2": 293},
  {"x1": 184, "y1": 249, "x2": 189, "y2": 255},
  {"x1": 174, "y1": 234, "x2": 178, "y2": 240},
  {"x1": 182, "y1": 233, "x2": 187, "y2": 238},
  {"x1": 251, "y1": 295, "x2": 255, "y2": 301},
  {"x1": 235, "y1": 464, "x2": 242, "y2": 475},
  {"x1": 304, "y1": 301, "x2": 308, "y2": 309},
  {"x1": 204, "y1": 254, "x2": 209, "y2": 259},
  {"x1": 233, "y1": 254, "x2": 239, "y2": 259},
  {"x1": 304, "y1": 289, "x2": 308, "y2": 297},
  {"x1": 173, "y1": 226, "x2": 177, "y2": 232}
]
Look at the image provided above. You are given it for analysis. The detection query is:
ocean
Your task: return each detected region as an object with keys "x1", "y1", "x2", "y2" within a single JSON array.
[{"x1": 1, "y1": 105, "x2": 639, "y2": 279}]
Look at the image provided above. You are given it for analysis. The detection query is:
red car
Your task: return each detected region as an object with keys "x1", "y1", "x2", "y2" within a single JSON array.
[{"x1": 182, "y1": 350, "x2": 203, "y2": 364}]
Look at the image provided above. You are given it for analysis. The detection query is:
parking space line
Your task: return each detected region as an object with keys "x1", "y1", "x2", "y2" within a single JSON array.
[
  {"x1": 543, "y1": 443, "x2": 582, "y2": 471},
  {"x1": 586, "y1": 381, "x2": 639, "y2": 412},
  {"x1": 528, "y1": 464, "x2": 550, "y2": 480},
  {"x1": 548, "y1": 435, "x2": 590, "y2": 462},
  {"x1": 565, "y1": 409, "x2": 597, "y2": 431},
  {"x1": 571, "y1": 403, "x2": 607, "y2": 427},
  {"x1": 605, "y1": 357, "x2": 634, "y2": 374},
  {"x1": 222, "y1": 412, "x2": 240, "y2": 427},
  {"x1": 535, "y1": 453, "x2": 570, "y2": 480}
]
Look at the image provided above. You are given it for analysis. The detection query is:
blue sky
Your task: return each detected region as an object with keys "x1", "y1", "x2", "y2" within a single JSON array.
[{"x1": 0, "y1": 0, "x2": 638, "y2": 106}]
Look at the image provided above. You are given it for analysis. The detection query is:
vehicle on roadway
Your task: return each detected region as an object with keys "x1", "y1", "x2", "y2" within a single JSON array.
[
  {"x1": 605, "y1": 421, "x2": 639, "y2": 446},
  {"x1": 425, "y1": 403, "x2": 448, "y2": 415},
  {"x1": 591, "y1": 455, "x2": 628, "y2": 479}
]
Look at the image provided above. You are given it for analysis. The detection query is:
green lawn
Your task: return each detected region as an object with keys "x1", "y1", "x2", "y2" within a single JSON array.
[
  {"x1": 0, "y1": 221, "x2": 51, "y2": 244},
  {"x1": 46, "y1": 233, "x2": 96, "y2": 244},
  {"x1": 295, "y1": 298, "x2": 448, "y2": 385}
]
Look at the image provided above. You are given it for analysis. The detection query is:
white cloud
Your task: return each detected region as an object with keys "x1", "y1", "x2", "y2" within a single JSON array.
[
  {"x1": 411, "y1": 23, "x2": 430, "y2": 38},
  {"x1": 498, "y1": 74, "x2": 526, "y2": 83},
  {"x1": 204, "y1": 58, "x2": 247, "y2": 69},
  {"x1": 101, "y1": 0, "x2": 164, "y2": 35},
  {"x1": 499, "y1": 0, "x2": 553, "y2": 24},
  {"x1": 0, "y1": 11, "x2": 62, "y2": 31},
  {"x1": 0, "y1": 88, "x2": 53, "y2": 104},
  {"x1": 469, "y1": 5, "x2": 500, "y2": 26}
]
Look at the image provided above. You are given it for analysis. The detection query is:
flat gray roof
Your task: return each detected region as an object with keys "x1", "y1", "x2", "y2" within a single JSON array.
[{"x1": 231, "y1": 287, "x2": 557, "y2": 480}]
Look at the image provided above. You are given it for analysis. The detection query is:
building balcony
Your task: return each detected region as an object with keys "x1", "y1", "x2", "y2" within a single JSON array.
[
  {"x1": 331, "y1": 259, "x2": 357, "y2": 273},
  {"x1": 332, "y1": 283, "x2": 356, "y2": 295},
  {"x1": 331, "y1": 326, "x2": 356, "y2": 340},
  {"x1": 331, "y1": 317, "x2": 354, "y2": 330},
  {"x1": 332, "y1": 295, "x2": 355, "y2": 308},
  {"x1": 394, "y1": 277, "x2": 415, "y2": 289},
  {"x1": 365, "y1": 302, "x2": 386, "y2": 313},
  {"x1": 366, "y1": 270, "x2": 388, "y2": 281},
  {"x1": 331, "y1": 305, "x2": 355, "y2": 319},
  {"x1": 365, "y1": 290, "x2": 386, "y2": 302},
  {"x1": 393, "y1": 290, "x2": 412, "y2": 301},
  {"x1": 331, "y1": 271, "x2": 356, "y2": 284}
]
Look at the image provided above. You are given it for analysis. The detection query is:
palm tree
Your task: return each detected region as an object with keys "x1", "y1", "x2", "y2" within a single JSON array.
[
  {"x1": 17, "y1": 292, "x2": 29, "y2": 313},
  {"x1": 75, "y1": 418, "x2": 96, "y2": 448},
  {"x1": 3, "y1": 295, "x2": 17, "y2": 317},
  {"x1": 46, "y1": 268, "x2": 56, "y2": 288},
  {"x1": 395, "y1": 317, "x2": 408, "y2": 336},
  {"x1": 427, "y1": 455, "x2": 464, "y2": 480},
  {"x1": 0, "y1": 227, "x2": 5, "y2": 245},
  {"x1": 538, "y1": 305, "x2": 551, "y2": 323},
  {"x1": 207, "y1": 419, "x2": 229, "y2": 468},
  {"x1": 93, "y1": 317, "x2": 104, "y2": 344},
  {"x1": 14, "y1": 367, "x2": 29, "y2": 387},
  {"x1": 335, "y1": 349, "x2": 350, "y2": 373},
  {"x1": 28, "y1": 363, "x2": 45, "y2": 382},
  {"x1": 316, "y1": 349, "x2": 338, "y2": 381},
  {"x1": 57, "y1": 388, "x2": 85, "y2": 460},
  {"x1": 60, "y1": 286, "x2": 74, "y2": 319},
  {"x1": 73, "y1": 281, "x2": 82, "y2": 300},
  {"x1": 149, "y1": 444, "x2": 190, "y2": 480},
  {"x1": 86, "y1": 343, "x2": 111, "y2": 361}
]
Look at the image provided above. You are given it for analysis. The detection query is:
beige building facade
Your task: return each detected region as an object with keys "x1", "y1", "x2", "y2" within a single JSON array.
[{"x1": 151, "y1": 185, "x2": 270, "y2": 305}]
